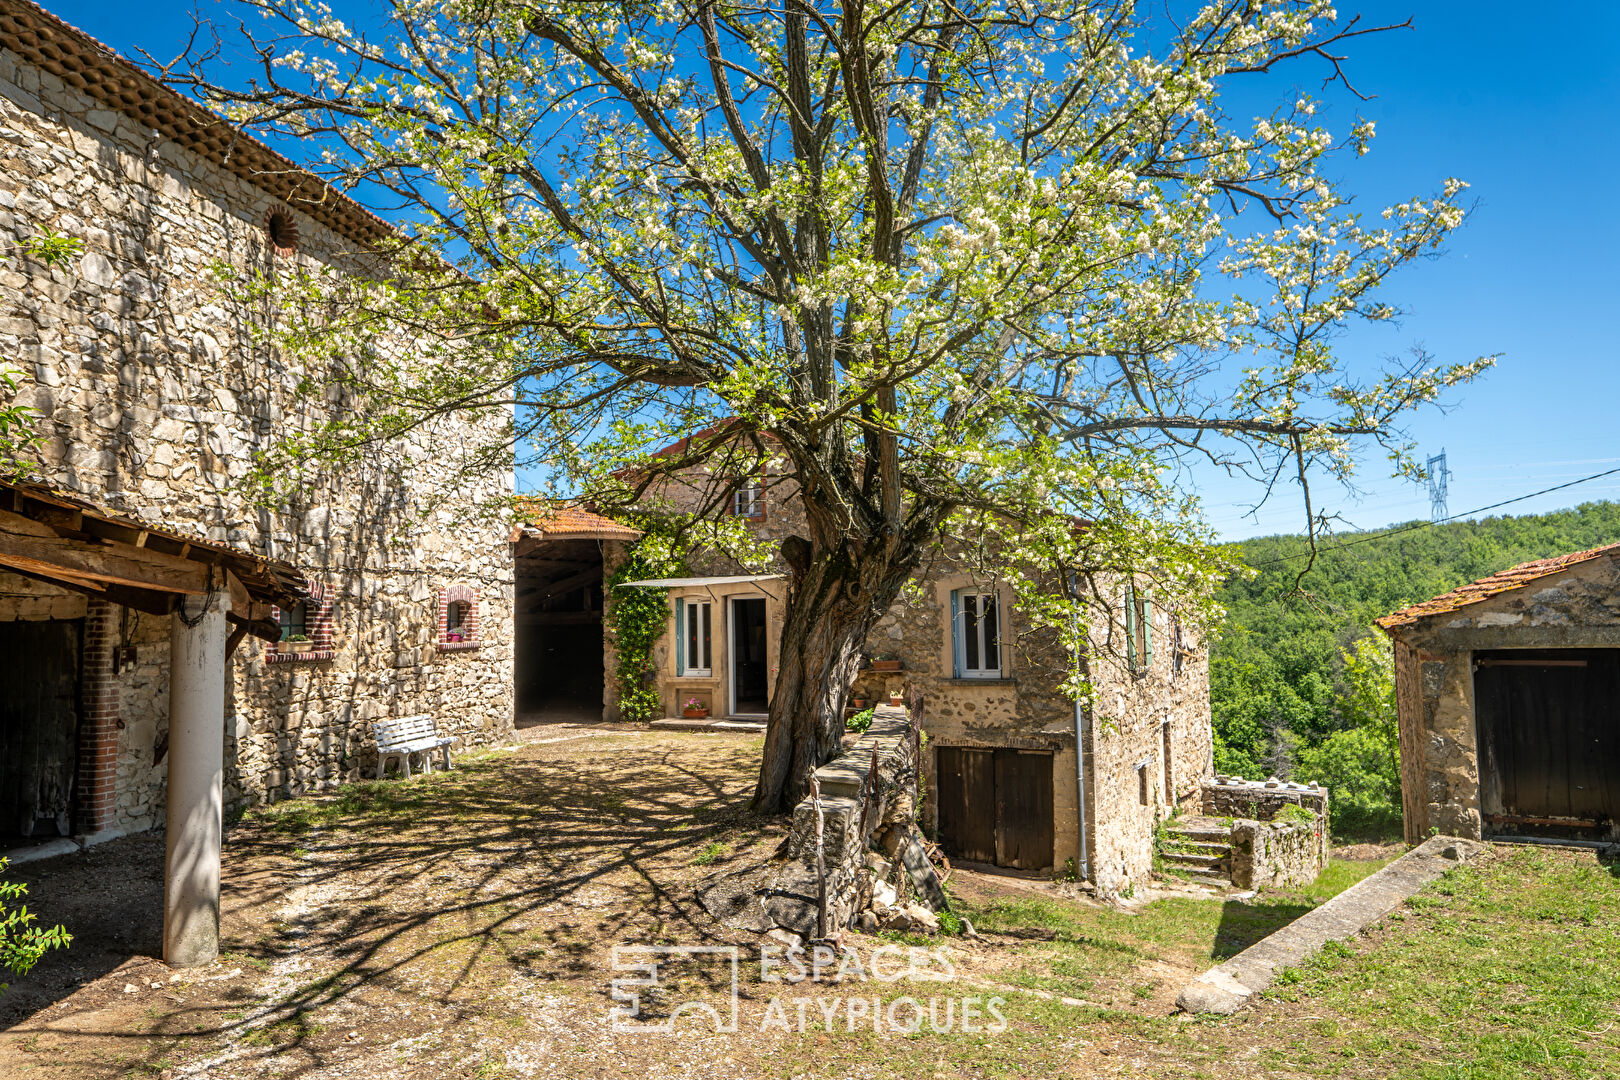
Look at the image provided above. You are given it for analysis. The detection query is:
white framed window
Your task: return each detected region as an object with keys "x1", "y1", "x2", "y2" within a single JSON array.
[
  {"x1": 732, "y1": 479, "x2": 764, "y2": 519},
  {"x1": 952, "y1": 589, "x2": 1001, "y2": 678},
  {"x1": 676, "y1": 598, "x2": 712, "y2": 676}
]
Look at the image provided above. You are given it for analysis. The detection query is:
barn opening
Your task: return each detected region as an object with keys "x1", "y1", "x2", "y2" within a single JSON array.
[
  {"x1": 1474, "y1": 648, "x2": 1620, "y2": 843},
  {"x1": 935, "y1": 746, "x2": 1054, "y2": 871},
  {"x1": 515, "y1": 538, "x2": 606, "y2": 725},
  {"x1": 0, "y1": 618, "x2": 82, "y2": 845}
]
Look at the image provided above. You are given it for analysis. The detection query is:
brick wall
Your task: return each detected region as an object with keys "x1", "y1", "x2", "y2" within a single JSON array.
[{"x1": 74, "y1": 597, "x2": 119, "y2": 834}]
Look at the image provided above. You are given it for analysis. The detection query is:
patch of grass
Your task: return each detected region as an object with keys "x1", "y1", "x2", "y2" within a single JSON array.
[
  {"x1": 1245, "y1": 847, "x2": 1620, "y2": 1078},
  {"x1": 693, "y1": 840, "x2": 727, "y2": 866}
]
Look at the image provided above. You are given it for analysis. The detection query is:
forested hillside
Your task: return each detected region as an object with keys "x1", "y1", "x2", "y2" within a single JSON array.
[{"x1": 1212, "y1": 500, "x2": 1620, "y2": 837}]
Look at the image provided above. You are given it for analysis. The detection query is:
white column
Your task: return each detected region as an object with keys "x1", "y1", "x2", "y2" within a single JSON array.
[{"x1": 163, "y1": 590, "x2": 231, "y2": 968}]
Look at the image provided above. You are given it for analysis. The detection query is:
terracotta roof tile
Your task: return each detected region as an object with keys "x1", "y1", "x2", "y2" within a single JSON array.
[
  {"x1": 512, "y1": 499, "x2": 639, "y2": 542},
  {"x1": 1377, "y1": 541, "x2": 1620, "y2": 630}
]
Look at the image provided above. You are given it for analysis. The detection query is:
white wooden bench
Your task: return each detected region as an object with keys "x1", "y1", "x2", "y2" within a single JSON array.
[{"x1": 372, "y1": 715, "x2": 455, "y2": 779}]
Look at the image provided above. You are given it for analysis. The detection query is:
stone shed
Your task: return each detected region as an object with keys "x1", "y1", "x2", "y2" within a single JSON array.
[{"x1": 1378, "y1": 542, "x2": 1620, "y2": 846}]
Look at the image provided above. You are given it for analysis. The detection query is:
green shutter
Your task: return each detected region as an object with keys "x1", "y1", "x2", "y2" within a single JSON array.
[
  {"x1": 1124, "y1": 586, "x2": 1137, "y2": 671},
  {"x1": 1142, "y1": 598, "x2": 1153, "y2": 670},
  {"x1": 674, "y1": 597, "x2": 685, "y2": 676},
  {"x1": 950, "y1": 589, "x2": 962, "y2": 678}
]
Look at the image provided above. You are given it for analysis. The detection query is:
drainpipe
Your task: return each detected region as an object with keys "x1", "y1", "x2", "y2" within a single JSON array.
[
  {"x1": 1068, "y1": 575, "x2": 1091, "y2": 883},
  {"x1": 1073, "y1": 692, "x2": 1090, "y2": 883}
]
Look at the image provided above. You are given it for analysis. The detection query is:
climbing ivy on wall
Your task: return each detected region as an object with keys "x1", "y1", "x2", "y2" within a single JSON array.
[{"x1": 604, "y1": 529, "x2": 687, "y2": 724}]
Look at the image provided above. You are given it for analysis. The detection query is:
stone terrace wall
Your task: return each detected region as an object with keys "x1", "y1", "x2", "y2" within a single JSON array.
[
  {"x1": 0, "y1": 43, "x2": 514, "y2": 832},
  {"x1": 1202, "y1": 777, "x2": 1328, "y2": 820},
  {"x1": 1229, "y1": 817, "x2": 1329, "y2": 891}
]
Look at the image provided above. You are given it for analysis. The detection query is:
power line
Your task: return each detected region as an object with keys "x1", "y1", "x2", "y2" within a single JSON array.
[{"x1": 1247, "y1": 463, "x2": 1620, "y2": 568}]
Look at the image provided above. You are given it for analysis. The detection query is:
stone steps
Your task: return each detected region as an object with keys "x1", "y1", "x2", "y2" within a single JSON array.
[{"x1": 1161, "y1": 817, "x2": 1234, "y2": 886}]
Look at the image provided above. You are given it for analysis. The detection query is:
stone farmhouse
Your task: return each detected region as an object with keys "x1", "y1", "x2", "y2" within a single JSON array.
[
  {"x1": 0, "y1": 0, "x2": 513, "y2": 964},
  {"x1": 1379, "y1": 542, "x2": 1620, "y2": 847},
  {"x1": 564, "y1": 432, "x2": 1217, "y2": 895}
]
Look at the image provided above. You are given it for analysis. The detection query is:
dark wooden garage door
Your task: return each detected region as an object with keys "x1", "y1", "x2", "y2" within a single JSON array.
[
  {"x1": 0, "y1": 620, "x2": 82, "y2": 839},
  {"x1": 1475, "y1": 649, "x2": 1620, "y2": 842},
  {"x1": 936, "y1": 746, "x2": 1054, "y2": 870}
]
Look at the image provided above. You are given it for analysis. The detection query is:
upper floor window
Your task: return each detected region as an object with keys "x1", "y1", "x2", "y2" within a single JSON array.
[
  {"x1": 1125, "y1": 586, "x2": 1152, "y2": 676},
  {"x1": 731, "y1": 479, "x2": 765, "y2": 520},
  {"x1": 952, "y1": 589, "x2": 1001, "y2": 678},
  {"x1": 676, "y1": 598, "x2": 712, "y2": 677}
]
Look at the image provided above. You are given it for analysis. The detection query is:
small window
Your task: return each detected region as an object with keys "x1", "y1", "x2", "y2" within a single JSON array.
[
  {"x1": 680, "y1": 599, "x2": 712, "y2": 676},
  {"x1": 446, "y1": 600, "x2": 471, "y2": 638},
  {"x1": 952, "y1": 590, "x2": 1001, "y2": 678},
  {"x1": 731, "y1": 479, "x2": 764, "y2": 519},
  {"x1": 1125, "y1": 586, "x2": 1152, "y2": 676},
  {"x1": 438, "y1": 585, "x2": 481, "y2": 648},
  {"x1": 278, "y1": 603, "x2": 309, "y2": 641},
  {"x1": 269, "y1": 579, "x2": 334, "y2": 662}
]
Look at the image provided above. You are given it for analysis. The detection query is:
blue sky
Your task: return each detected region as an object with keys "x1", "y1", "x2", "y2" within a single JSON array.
[{"x1": 47, "y1": 1, "x2": 1620, "y2": 540}]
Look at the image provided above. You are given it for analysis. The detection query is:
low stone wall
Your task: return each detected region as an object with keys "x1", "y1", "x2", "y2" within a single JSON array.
[
  {"x1": 697, "y1": 707, "x2": 940, "y2": 938},
  {"x1": 1230, "y1": 817, "x2": 1329, "y2": 890},
  {"x1": 1202, "y1": 776, "x2": 1328, "y2": 820},
  {"x1": 1203, "y1": 777, "x2": 1330, "y2": 890},
  {"x1": 782, "y1": 707, "x2": 920, "y2": 931}
]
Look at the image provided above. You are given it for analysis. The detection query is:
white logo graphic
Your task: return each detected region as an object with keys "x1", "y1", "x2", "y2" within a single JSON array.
[{"x1": 610, "y1": 945, "x2": 740, "y2": 1034}]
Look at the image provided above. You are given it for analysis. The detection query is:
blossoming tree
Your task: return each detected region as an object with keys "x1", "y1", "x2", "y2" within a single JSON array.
[{"x1": 168, "y1": 0, "x2": 1492, "y2": 810}]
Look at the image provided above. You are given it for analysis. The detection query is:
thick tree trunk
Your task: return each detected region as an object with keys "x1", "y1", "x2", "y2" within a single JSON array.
[{"x1": 751, "y1": 538, "x2": 918, "y2": 814}]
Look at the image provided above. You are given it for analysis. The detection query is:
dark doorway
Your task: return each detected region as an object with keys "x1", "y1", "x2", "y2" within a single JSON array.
[
  {"x1": 935, "y1": 746, "x2": 1054, "y2": 870},
  {"x1": 0, "y1": 620, "x2": 82, "y2": 840},
  {"x1": 515, "y1": 539, "x2": 605, "y2": 725},
  {"x1": 730, "y1": 597, "x2": 769, "y2": 715},
  {"x1": 1475, "y1": 648, "x2": 1620, "y2": 842}
]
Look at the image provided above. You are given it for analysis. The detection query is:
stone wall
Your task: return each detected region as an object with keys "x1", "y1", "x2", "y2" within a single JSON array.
[
  {"x1": 1201, "y1": 776, "x2": 1328, "y2": 820},
  {"x1": 1230, "y1": 816, "x2": 1329, "y2": 891},
  {"x1": 0, "y1": 41, "x2": 514, "y2": 837},
  {"x1": 1082, "y1": 595, "x2": 1214, "y2": 897}
]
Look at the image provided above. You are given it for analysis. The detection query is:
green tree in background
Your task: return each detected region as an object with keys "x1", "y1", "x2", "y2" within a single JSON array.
[
  {"x1": 1295, "y1": 629, "x2": 1399, "y2": 837},
  {"x1": 1214, "y1": 501, "x2": 1620, "y2": 839}
]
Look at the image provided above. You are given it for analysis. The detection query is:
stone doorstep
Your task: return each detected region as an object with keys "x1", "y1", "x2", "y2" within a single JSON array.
[
  {"x1": 1175, "y1": 835, "x2": 1483, "y2": 1016},
  {"x1": 649, "y1": 717, "x2": 767, "y2": 733}
]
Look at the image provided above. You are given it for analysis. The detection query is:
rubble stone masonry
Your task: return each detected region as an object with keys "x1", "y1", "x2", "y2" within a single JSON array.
[{"x1": 0, "y1": 39, "x2": 514, "y2": 836}]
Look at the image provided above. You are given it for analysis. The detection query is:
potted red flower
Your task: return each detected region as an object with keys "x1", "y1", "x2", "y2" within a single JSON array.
[{"x1": 682, "y1": 697, "x2": 709, "y2": 719}]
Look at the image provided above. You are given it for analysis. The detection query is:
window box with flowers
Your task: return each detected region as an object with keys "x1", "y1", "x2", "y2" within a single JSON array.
[
  {"x1": 682, "y1": 697, "x2": 710, "y2": 720},
  {"x1": 437, "y1": 585, "x2": 482, "y2": 651},
  {"x1": 267, "y1": 581, "x2": 336, "y2": 664}
]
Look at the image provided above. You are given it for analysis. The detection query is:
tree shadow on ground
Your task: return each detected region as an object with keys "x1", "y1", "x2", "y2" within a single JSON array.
[{"x1": 2, "y1": 734, "x2": 784, "y2": 1079}]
